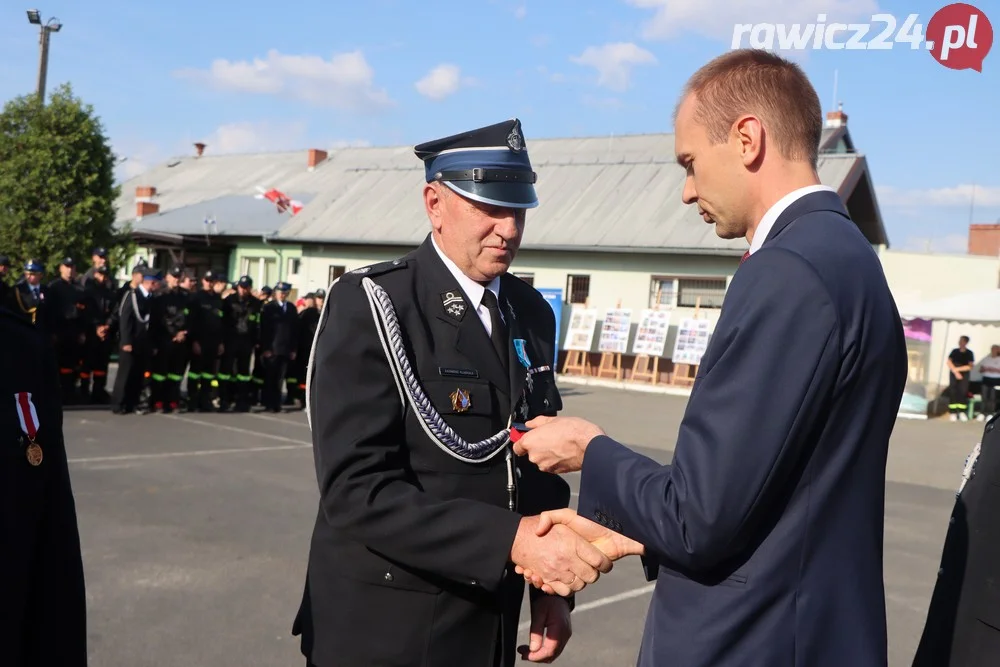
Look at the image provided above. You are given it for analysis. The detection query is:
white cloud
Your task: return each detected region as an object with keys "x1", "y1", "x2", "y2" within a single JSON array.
[
  {"x1": 877, "y1": 184, "x2": 1000, "y2": 208},
  {"x1": 514, "y1": 4, "x2": 527, "y2": 19},
  {"x1": 198, "y1": 120, "x2": 310, "y2": 154},
  {"x1": 414, "y1": 64, "x2": 475, "y2": 101},
  {"x1": 624, "y1": 0, "x2": 879, "y2": 43},
  {"x1": 570, "y1": 42, "x2": 657, "y2": 92},
  {"x1": 173, "y1": 49, "x2": 393, "y2": 111}
]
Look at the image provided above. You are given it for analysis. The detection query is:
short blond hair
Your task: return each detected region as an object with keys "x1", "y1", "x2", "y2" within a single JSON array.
[{"x1": 678, "y1": 49, "x2": 823, "y2": 167}]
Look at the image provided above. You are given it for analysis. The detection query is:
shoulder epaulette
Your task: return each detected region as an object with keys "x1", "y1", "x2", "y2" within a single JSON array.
[{"x1": 342, "y1": 258, "x2": 409, "y2": 281}]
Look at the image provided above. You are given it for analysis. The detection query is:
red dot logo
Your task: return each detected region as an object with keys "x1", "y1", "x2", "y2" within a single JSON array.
[{"x1": 927, "y1": 3, "x2": 993, "y2": 71}]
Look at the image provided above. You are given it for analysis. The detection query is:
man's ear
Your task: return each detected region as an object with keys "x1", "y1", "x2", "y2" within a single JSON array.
[{"x1": 424, "y1": 183, "x2": 445, "y2": 234}]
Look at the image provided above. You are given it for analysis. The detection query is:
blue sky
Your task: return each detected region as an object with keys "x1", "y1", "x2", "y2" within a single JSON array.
[{"x1": 1, "y1": 0, "x2": 997, "y2": 253}]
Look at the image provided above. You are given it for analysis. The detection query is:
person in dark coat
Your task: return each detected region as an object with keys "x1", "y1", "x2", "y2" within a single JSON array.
[
  {"x1": 258, "y1": 282, "x2": 299, "y2": 412},
  {"x1": 911, "y1": 414, "x2": 1000, "y2": 666},
  {"x1": 291, "y1": 118, "x2": 618, "y2": 667},
  {"x1": 81, "y1": 265, "x2": 117, "y2": 404},
  {"x1": 45, "y1": 258, "x2": 90, "y2": 404},
  {"x1": 513, "y1": 49, "x2": 909, "y2": 667},
  {"x1": 111, "y1": 267, "x2": 159, "y2": 414},
  {"x1": 0, "y1": 304, "x2": 87, "y2": 666}
]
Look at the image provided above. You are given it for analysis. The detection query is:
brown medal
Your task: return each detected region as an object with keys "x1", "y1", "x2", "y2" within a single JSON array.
[{"x1": 26, "y1": 441, "x2": 43, "y2": 466}]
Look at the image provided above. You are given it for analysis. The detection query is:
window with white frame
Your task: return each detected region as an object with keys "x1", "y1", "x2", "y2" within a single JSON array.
[
  {"x1": 566, "y1": 274, "x2": 590, "y2": 304},
  {"x1": 241, "y1": 257, "x2": 277, "y2": 287},
  {"x1": 328, "y1": 265, "x2": 346, "y2": 284},
  {"x1": 287, "y1": 257, "x2": 301, "y2": 275},
  {"x1": 677, "y1": 277, "x2": 727, "y2": 308},
  {"x1": 649, "y1": 276, "x2": 677, "y2": 308}
]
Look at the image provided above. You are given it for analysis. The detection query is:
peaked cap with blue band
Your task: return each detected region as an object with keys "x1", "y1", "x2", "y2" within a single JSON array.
[{"x1": 414, "y1": 118, "x2": 538, "y2": 209}]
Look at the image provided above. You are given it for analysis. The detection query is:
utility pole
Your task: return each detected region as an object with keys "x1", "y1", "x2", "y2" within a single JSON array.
[{"x1": 26, "y1": 9, "x2": 61, "y2": 104}]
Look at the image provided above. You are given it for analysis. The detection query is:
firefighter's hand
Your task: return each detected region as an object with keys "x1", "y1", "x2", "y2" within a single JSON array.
[
  {"x1": 262, "y1": 350, "x2": 272, "y2": 359},
  {"x1": 218, "y1": 343, "x2": 224, "y2": 355},
  {"x1": 122, "y1": 344, "x2": 133, "y2": 353},
  {"x1": 173, "y1": 331, "x2": 186, "y2": 343},
  {"x1": 192, "y1": 342, "x2": 202, "y2": 355},
  {"x1": 290, "y1": 352, "x2": 297, "y2": 361}
]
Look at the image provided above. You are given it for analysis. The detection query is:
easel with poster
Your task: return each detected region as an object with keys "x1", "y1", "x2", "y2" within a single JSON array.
[
  {"x1": 596, "y1": 301, "x2": 631, "y2": 380},
  {"x1": 561, "y1": 302, "x2": 598, "y2": 376},
  {"x1": 670, "y1": 297, "x2": 710, "y2": 386},
  {"x1": 629, "y1": 286, "x2": 671, "y2": 385}
]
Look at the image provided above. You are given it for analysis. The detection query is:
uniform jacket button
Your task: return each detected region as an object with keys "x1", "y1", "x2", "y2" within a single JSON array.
[
  {"x1": 384, "y1": 572, "x2": 393, "y2": 582},
  {"x1": 938, "y1": 568, "x2": 944, "y2": 577},
  {"x1": 470, "y1": 579, "x2": 478, "y2": 586}
]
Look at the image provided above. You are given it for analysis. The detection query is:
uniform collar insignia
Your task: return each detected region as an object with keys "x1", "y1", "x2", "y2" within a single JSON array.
[{"x1": 441, "y1": 290, "x2": 467, "y2": 320}]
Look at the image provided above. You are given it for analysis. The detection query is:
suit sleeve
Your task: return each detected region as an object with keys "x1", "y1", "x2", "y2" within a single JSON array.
[
  {"x1": 578, "y1": 249, "x2": 841, "y2": 573},
  {"x1": 310, "y1": 277, "x2": 523, "y2": 592},
  {"x1": 26, "y1": 329, "x2": 88, "y2": 665}
]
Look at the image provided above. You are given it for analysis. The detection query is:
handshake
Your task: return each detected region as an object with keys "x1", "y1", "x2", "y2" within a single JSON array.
[{"x1": 510, "y1": 508, "x2": 645, "y2": 596}]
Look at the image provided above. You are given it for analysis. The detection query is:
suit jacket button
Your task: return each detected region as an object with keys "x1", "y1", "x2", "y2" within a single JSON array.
[{"x1": 384, "y1": 572, "x2": 394, "y2": 582}]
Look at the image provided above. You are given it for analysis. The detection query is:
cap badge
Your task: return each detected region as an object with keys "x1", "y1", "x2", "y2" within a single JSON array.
[
  {"x1": 450, "y1": 388, "x2": 472, "y2": 413},
  {"x1": 507, "y1": 122, "x2": 524, "y2": 152},
  {"x1": 441, "y1": 291, "x2": 467, "y2": 320}
]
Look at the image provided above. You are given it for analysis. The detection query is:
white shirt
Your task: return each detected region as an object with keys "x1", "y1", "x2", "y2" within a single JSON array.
[
  {"x1": 431, "y1": 236, "x2": 501, "y2": 336},
  {"x1": 138, "y1": 285, "x2": 150, "y2": 297},
  {"x1": 981, "y1": 355, "x2": 1000, "y2": 378},
  {"x1": 749, "y1": 185, "x2": 837, "y2": 255}
]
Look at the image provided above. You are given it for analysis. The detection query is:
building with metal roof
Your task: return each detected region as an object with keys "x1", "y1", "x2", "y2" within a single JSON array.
[{"x1": 116, "y1": 109, "x2": 888, "y2": 380}]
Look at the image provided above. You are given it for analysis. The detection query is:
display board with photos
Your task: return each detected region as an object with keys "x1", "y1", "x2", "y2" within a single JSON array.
[
  {"x1": 564, "y1": 308, "x2": 599, "y2": 351},
  {"x1": 597, "y1": 308, "x2": 632, "y2": 354},
  {"x1": 631, "y1": 309, "x2": 672, "y2": 357},
  {"x1": 671, "y1": 317, "x2": 711, "y2": 365}
]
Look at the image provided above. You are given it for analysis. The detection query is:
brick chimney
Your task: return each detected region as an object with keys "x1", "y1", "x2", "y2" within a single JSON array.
[
  {"x1": 136, "y1": 201, "x2": 160, "y2": 219},
  {"x1": 307, "y1": 148, "x2": 328, "y2": 170},
  {"x1": 135, "y1": 185, "x2": 157, "y2": 200},
  {"x1": 194, "y1": 142, "x2": 206, "y2": 157},
  {"x1": 969, "y1": 223, "x2": 1000, "y2": 256},
  {"x1": 825, "y1": 103, "x2": 847, "y2": 128}
]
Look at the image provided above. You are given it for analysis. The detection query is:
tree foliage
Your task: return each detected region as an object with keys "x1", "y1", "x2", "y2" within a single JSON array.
[{"x1": 0, "y1": 82, "x2": 130, "y2": 276}]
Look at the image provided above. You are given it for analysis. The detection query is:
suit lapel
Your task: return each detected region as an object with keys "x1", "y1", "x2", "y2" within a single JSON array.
[{"x1": 417, "y1": 238, "x2": 510, "y2": 396}]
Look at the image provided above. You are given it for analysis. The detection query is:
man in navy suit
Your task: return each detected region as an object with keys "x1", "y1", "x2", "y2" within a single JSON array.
[{"x1": 514, "y1": 48, "x2": 908, "y2": 667}]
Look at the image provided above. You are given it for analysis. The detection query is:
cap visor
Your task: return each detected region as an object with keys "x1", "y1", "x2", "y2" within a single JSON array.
[{"x1": 443, "y1": 181, "x2": 538, "y2": 209}]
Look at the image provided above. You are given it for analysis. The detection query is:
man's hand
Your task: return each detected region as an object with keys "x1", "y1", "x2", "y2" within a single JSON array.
[
  {"x1": 516, "y1": 509, "x2": 645, "y2": 594},
  {"x1": 510, "y1": 516, "x2": 612, "y2": 597},
  {"x1": 512, "y1": 416, "x2": 605, "y2": 474},
  {"x1": 517, "y1": 595, "x2": 571, "y2": 663}
]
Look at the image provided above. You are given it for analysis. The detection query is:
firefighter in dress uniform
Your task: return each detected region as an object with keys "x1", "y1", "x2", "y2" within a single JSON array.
[
  {"x1": 913, "y1": 412, "x2": 1000, "y2": 666},
  {"x1": 149, "y1": 266, "x2": 192, "y2": 413},
  {"x1": 46, "y1": 258, "x2": 90, "y2": 404},
  {"x1": 251, "y1": 285, "x2": 273, "y2": 405},
  {"x1": 291, "y1": 119, "x2": 605, "y2": 667},
  {"x1": 287, "y1": 292, "x2": 319, "y2": 408},
  {"x1": 111, "y1": 267, "x2": 159, "y2": 414},
  {"x1": 81, "y1": 265, "x2": 116, "y2": 404},
  {"x1": 259, "y1": 282, "x2": 299, "y2": 412},
  {"x1": 219, "y1": 275, "x2": 261, "y2": 412},
  {"x1": 9, "y1": 260, "x2": 47, "y2": 328},
  {"x1": 188, "y1": 270, "x2": 226, "y2": 412},
  {"x1": 1, "y1": 304, "x2": 87, "y2": 665}
]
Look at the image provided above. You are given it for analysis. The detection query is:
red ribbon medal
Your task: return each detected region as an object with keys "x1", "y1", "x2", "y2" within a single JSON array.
[{"x1": 15, "y1": 392, "x2": 43, "y2": 466}]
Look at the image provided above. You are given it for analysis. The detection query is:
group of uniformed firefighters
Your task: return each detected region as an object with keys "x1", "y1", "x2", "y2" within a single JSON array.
[{"x1": 0, "y1": 249, "x2": 323, "y2": 415}]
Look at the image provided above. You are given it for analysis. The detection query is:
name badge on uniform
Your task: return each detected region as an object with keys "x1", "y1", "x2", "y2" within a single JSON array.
[{"x1": 14, "y1": 392, "x2": 43, "y2": 466}]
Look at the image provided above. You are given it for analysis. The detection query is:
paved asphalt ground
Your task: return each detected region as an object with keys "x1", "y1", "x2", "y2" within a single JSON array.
[{"x1": 65, "y1": 381, "x2": 985, "y2": 666}]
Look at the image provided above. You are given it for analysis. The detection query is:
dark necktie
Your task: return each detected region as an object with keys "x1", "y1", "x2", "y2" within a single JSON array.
[{"x1": 481, "y1": 289, "x2": 508, "y2": 370}]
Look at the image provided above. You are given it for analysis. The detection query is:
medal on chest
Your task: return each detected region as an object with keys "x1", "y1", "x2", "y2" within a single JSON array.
[{"x1": 14, "y1": 392, "x2": 43, "y2": 466}]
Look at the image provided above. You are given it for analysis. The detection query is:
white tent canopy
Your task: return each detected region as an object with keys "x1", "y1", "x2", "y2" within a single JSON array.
[{"x1": 897, "y1": 288, "x2": 1000, "y2": 325}]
